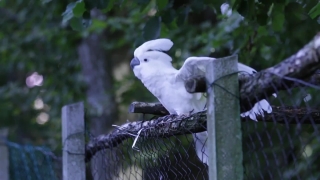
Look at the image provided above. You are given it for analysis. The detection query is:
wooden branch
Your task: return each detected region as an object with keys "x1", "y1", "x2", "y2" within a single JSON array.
[
  {"x1": 86, "y1": 103, "x2": 320, "y2": 162},
  {"x1": 129, "y1": 101, "x2": 320, "y2": 123},
  {"x1": 185, "y1": 33, "x2": 320, "y2": 112},
  {"x1": 85, "y1": 111, "x2": 206, "y2": 162},
  {"x1": 129, "y1": 101, "x2": 169, "y2": 115},
  {"x1": 185, "y1": 72, "x2": 320, "y2": 94}
]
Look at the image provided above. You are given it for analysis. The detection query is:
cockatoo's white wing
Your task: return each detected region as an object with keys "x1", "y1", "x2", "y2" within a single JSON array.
[
  {"x1": 238, "y1": 62, "x2": 257, "y2": 74},
  {"x1": 174, "y1": 57, "x2": 216, "y2": 102},
  {"x1": 175, "y1": 57, "x2": 216, "y2": 81}
]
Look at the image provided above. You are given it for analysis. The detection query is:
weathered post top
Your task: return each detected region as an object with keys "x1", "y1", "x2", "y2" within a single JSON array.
[{"x1": 62, "y1": 102, "x2": 86, "y2": 180}]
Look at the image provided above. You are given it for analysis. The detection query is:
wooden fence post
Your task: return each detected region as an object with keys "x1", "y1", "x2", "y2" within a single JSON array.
[
  {"x1": 206, "y1": 55, "x2": 243, "y2": 180},
  {"x1": 62, "y1": 102, "x2": 86, "y2": 180},
  {"x1": 0, "y1": 128, "x2": 9, "y2": 180}
]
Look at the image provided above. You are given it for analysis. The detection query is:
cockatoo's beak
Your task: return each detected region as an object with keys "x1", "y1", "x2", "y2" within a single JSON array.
[{"x1": 130, "y1": 57, "x2": 140, "y2": 69}]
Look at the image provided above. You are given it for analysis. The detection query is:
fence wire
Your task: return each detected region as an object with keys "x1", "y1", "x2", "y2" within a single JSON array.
[
  {"x1": 85, "y1": 73, "x2": 320, "y2": 180},
  {"x1": 6, "y1": 141, "x2": 62, "y2": 180},
  {"x1": 88, "y1": 134, "x2": 208, "y2": 180},
  {"x1": 242, "y1": 85, "x2": 320, "y2": 180}
]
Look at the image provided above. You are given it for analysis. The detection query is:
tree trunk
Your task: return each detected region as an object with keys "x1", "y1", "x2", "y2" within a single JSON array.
[{"x1": 77, "y1": 9, "x2": 119, "y2": 180}]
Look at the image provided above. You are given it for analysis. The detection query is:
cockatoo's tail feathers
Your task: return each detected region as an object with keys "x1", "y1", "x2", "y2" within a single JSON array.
[{"x1": 134, "y1": 38, "x2": 173, "y2": 58}]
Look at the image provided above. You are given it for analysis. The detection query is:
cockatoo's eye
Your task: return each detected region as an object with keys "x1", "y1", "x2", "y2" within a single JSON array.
[{"x1": 144, "y1": 59, "x2": 148, "y2": 62}]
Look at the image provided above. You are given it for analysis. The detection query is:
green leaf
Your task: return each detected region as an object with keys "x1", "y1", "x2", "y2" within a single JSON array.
[
  {"x1": 247, "y1": 0, "x2": 255, "y2": 19},
  {"x1": 62, "y1": 0, "x2": 86, "y2": 24},
  {"x1": 156, "y1": 0, "x2": 168, "y2": 10},
  {"x1": 285, "y1": 2, "x2": 307, "y2": 22},
  {"x1": 257, "y1": 26, "x2": 268, "y2": 36},
  {"x1": 260, "y1": 36, "x2": 277, "y2": 46},
  {"x1": 256, "y1": 12, "x2": 268, "y2": 25},
  {"x1": 62, "y1": 2, "x2": 77, "y2": 24},
  {"x1": 84, "y1": 0, "x2": 108, "y2": 9},
  {"x1": 138, "y1": 0, "x2": 151, "y2": 12},
  {"x1": 176, "y1": 6, "x2": 190, "y2": 26},
  {"x1": 70, "y1": 17, "x2": 90, "y2": 31},
  {"x1": 70, "y1": 17, "x2": 82, "y2": 31},
  {"x1": 61, "y1": 1, "x2": 91, "y2": 31},
  {"x1": 0, "y1": 0, "x2": 6, "y2": 7},
  {"x1": 88, "y1": 19, "x2": 108, "y2": 32},
  {"x1": 167, "y1": 19, "x2": 178, "y2": 30},
  {"x1": 143, "y1": 16, "x2": 161, "y2": 40},
  {"x1": 272, "y1": 4, "x2": 285, "y2": 32},
  {"x1": 73, "y1": 0, "x2": 86, "y2": 17},
  {"x1": 237, "y1": 0, "x2": 248, "y2": 17},
  {"x1": 161, "y1": 9, "x2": 176, "y2": 24},
  {"x1": 232, "y1": 0, "x2": 242, "y2": 10},
  {"x1": 102, "y1": 0, "x2": 116, "y2": 13},
  {"x1": 258, "y1": 0, "x2": 273, "y2": 7},
  {"x1": 308, "y1": 3, "x2": 320, "y2": 19},
  {"x1": 136, "y1": 0, "x2": 150, "y2": 4},
  {"x1": 272, "y1": 13, "x2": 285, "y2": 32},
  {"x1": 190, "y1": 1, "x2": 205, "y2": 11}
]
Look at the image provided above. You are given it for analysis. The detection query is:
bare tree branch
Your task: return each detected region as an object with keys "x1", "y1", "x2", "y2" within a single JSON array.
[
  {"x1": 85, "y1": 111, "x2": 206, "y2": 162},
  {"x1": 129, "y1": 102, "x2": 320, "y2": 124},
  {"x1": 86, "y1": 103, "x2": 320, "y2": 162},
  {"x1": 129, "y1": 101, "x2": 169, "y2": 116},
  {"x1": 185, "y1": 33, "x2": 320, "y2": 112}
]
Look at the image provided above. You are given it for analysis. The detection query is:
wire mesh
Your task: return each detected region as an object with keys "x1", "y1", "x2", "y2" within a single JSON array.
[
  {"x1": 242, "y1": 84, "x2": 320, "y2": 180},
  {"x1": 7, "y1": 141, "x2": 62, "y2": 180},
  {"x1": 85, "y1": 71, "x2": 320, "y2": 179},
  {"x1": 87, "y1": 132, "x2": 208, "y2": 180}
]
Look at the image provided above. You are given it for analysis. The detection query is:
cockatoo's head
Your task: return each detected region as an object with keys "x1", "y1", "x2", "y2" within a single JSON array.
[{"x1": 130, "y1": 38, "x2": 174, "y2": 79}]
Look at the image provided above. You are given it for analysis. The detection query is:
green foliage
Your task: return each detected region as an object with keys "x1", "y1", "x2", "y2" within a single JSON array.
[
  {"x1": 156, "y1": 0, "x2": 168, "y2": 10},
  {"x1": 2, "y1": 0, "x2": 320, "y2": 178},
  {"x1": 62, "y1": 0, "x2": 90, "y2": 31},
  {"x1": 0, "y1": 0, "x2": 85, "y2": 149},
  {"x1": 308, "y1": 2, "x2": 320, "y2": 19},
  {"x1": 143, "y1": 16, "x2": 161, "y2": 40},
  {"x1": 272, "y1": 3, "x2": 285, "y2": 32}
]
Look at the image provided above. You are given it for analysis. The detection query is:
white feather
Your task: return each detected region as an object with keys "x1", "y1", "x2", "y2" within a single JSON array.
[{"x1": 134, "y1": 38, "x2": 173, "y2": 58}]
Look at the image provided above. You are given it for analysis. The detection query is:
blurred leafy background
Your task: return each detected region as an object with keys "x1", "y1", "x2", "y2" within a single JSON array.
[{"x1": 1, "y1": 0, "x2": 320, "y2": 179}]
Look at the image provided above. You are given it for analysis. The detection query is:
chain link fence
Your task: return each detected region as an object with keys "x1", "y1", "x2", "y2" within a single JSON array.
[
  {"x1": 242, "y1": 85, "x2": 320, "y2": 180},
  {"x1": 6, "y1": 141, "x2": 62, "y2": 180},
  {"x1": 88, "y1": 133, "x2": 208, "y2": 180}
]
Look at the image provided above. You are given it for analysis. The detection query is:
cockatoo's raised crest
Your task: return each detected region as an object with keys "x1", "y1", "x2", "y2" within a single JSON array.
[{"x1": 134, "y1": 38, "x2": 173, "y2": 58}]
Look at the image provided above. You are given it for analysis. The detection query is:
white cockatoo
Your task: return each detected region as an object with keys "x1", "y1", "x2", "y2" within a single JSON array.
[{"x1": 130, "y1": 38, "x2": 274, "y2": 165}]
